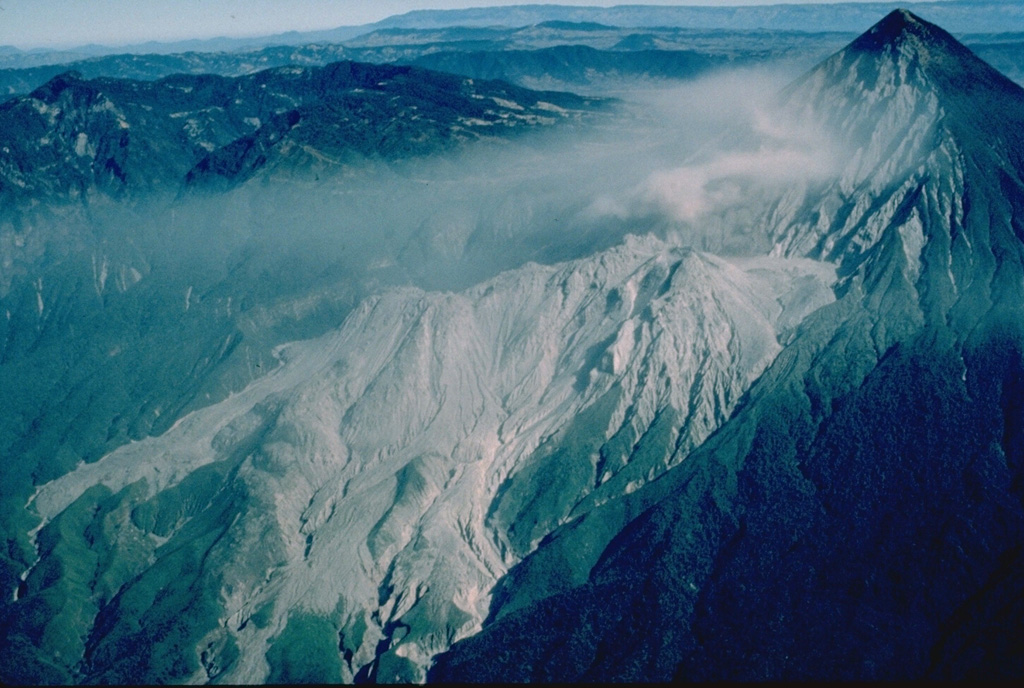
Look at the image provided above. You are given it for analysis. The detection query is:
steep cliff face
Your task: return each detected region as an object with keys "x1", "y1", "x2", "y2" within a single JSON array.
[{"x1": 431, "y1": 10, "x2": 1024, "y2": 681}]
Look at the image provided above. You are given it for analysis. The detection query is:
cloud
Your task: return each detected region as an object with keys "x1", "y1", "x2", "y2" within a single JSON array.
[
  {"x1": 643, "y1": 141, "x2": 836, "y2": 223},
  {"x1": 631, "y1": 74, "x2": 841, "y2": 225}
]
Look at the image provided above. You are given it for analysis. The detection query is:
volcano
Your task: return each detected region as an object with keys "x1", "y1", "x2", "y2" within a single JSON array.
[
  {"x1": 432, "y1": 9, "x2": 1024, "y2": 682},
  {"x1": 2, "y1": 8, "x2": 1023, "y2": 685}
]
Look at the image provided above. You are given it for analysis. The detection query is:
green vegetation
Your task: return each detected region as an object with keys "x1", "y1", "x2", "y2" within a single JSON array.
[{"x1": 265, "y1": 611, "x2": 345, "y2": 684}]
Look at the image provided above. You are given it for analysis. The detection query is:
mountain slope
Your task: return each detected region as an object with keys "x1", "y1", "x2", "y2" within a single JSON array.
[
  {"x1": 431, "y1": 10, "x2": 1024, "y2": 681},
  {"x1": 4, "y1": 236, "x2": 834, "y2": 683},
  {"x1": 766, "y1": 8, "x2": 1024, "y2": 270},
  {"x1": 0, "y1": 61, "x2": 597, "y2": 205},
  {"x1": 0, "y1": 57, "x2": 605, "y2": 686}
]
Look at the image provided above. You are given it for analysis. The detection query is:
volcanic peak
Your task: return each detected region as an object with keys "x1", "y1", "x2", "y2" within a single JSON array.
[
  {"x1": 848, "y1": 9, "x2": 960, "y2": 55},
  {"x1": 844, "y1": 8, "x2": 1022, "y2": 98}
]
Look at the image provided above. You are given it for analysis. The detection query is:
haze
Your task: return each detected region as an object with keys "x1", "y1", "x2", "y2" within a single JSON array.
[{"x1": 0, "y1": 0, "x2": 933, "y2": 49}]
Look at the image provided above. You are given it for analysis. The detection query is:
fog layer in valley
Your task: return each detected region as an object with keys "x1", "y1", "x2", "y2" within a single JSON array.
[{"x1": 162, "y1": 65, "x2": 843, "y2": 294}]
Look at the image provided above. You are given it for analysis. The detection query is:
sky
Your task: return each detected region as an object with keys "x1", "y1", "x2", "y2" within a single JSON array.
[{"x1": 0, "y1": 0, "x2": 925, "y2": 50}]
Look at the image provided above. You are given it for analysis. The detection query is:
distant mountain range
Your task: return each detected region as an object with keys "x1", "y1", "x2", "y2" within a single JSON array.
[
  {"x1": 2, "y1": 1, "x2": 1021, "y2": 68},
  {"x1": 372, "y1": 1, "x2": 1023, "y2": 34},
  {"x1": 0, "y1": 31, "x2": 838, "y2": 100},
  {"x1": 3, "y1": 4, "x2": 1023, "y2": 101}
]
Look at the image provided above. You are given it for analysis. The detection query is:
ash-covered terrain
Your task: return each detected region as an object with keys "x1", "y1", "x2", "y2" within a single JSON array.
[{"x1": 1, "y1": 4, "x2": 1023, "y2": 684}]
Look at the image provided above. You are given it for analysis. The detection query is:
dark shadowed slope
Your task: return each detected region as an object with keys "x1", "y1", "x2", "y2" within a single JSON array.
[{"x1": 431, "y1": 10, "x2": 1024, "y2": 681}]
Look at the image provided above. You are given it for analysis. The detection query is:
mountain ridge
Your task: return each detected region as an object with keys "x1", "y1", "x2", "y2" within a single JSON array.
[
  {"x1": 756, "y1": 8, "x2": 1024, "y2": 277},
  {"x1": 431, "y1": 9, "x2": 1024, "y2": 681},
  {"x1": 3, "y1": 2, "x2": 1023, "y2": 62},
  {"x1": 12, "y1": 236, "x2": 836, "y2": 684},
  {"x1": 0, "y1": 60, "x2": 599, "y2": 207}
]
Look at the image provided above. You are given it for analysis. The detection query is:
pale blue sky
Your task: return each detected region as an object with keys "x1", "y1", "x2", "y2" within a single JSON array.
[{"x1": 0, "y1": 1, "x2": 926, "y2": 49}]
